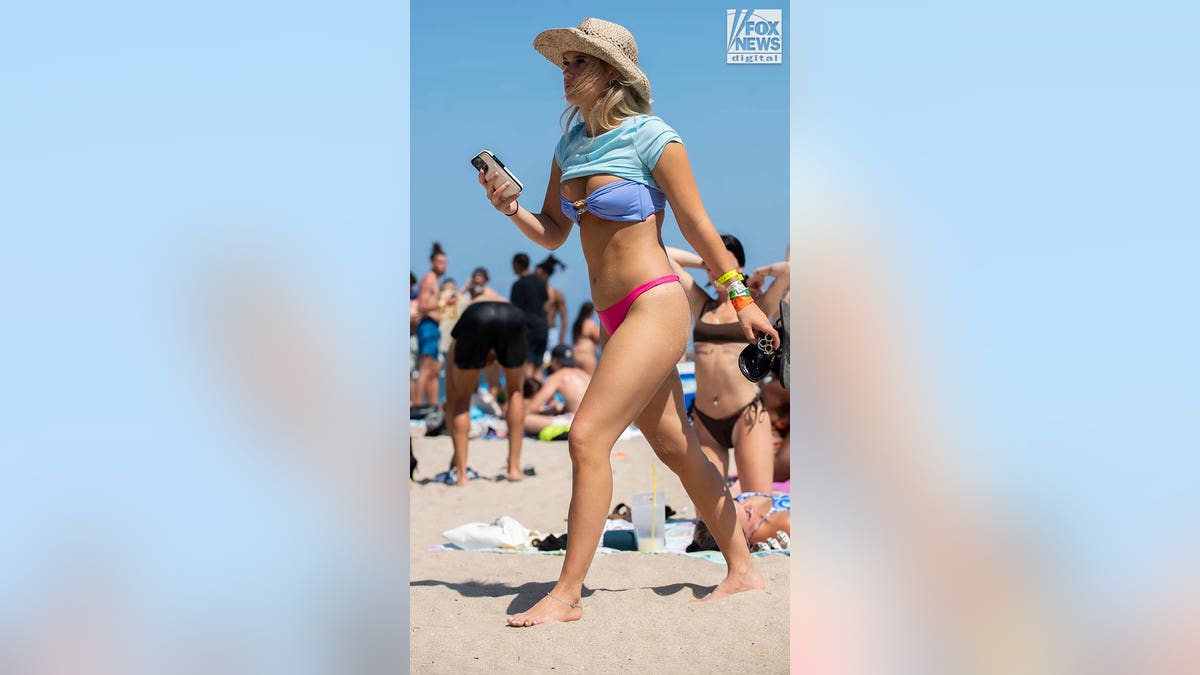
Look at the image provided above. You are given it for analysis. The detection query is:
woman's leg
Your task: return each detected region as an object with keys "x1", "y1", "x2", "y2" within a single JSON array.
[
  {"x1": 634, "y1": 373, "x2": 764, "y2": 600},
  {"x1": 506, "y1": 284, "x2": 693, "y2": 627},
  {"x1": 730, "y1": 401, "x2": 776, "y2": 494}
]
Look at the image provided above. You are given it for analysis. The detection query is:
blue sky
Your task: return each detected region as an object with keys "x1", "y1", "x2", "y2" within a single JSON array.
[
  {"x1": 0, "y1": 0, "x2": 1195, "y2": 660},
  {"x1": 409, "y1": 1, "x2": 790, "y2": 328}
]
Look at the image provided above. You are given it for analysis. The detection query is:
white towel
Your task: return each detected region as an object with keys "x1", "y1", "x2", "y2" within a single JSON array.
[{"x1": 442, "y1": 516, "x2": 538, "y2": 550}]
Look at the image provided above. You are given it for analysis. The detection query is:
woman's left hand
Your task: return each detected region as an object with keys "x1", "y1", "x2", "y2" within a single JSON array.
[{"x1": 737, "y1": 302, "x2": 780, "y2": 348}]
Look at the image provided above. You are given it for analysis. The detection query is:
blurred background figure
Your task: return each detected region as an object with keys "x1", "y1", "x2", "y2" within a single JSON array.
[
  {"x1": 536, "y1": 254, "x2": 569, "y2": 348},
  {"x1": 759, "y1": 374, "x2": 790, "y2": 484},
  {"x1": 413, "y1": 242, "x2": 447, "y2": 408},
  {"x1": 464, "y1": 266, "x2": 504, "y2": 303},
  {"x1": 509, "y1": 252, "x2": 549, "y2": 382},
  {"x1": 409, "y1": 272, "x2": 420, "y2": 406},
  {"x1": 522, "y1": 344, "x2": 591, "y2": 439},
  {"x1": 437, "y1": 277, "x2": 464, "y2": 364},
  {"x1": 570, "y1": 301, "x2": 601, "y2": 376},
  {"x1": 461, "y1": 265, "x2": 506, "y2": 399}
]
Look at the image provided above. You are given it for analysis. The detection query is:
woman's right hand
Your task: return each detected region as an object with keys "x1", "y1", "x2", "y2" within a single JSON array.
[
  {"x1": 478, "y1": 169, "x2": 521, "y2": 216},
  {"x1": 736, "y1": 301, "x2": 781, "y2": 348}
]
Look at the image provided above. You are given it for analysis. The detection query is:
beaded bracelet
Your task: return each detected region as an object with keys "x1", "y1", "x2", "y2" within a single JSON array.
[{"x1": 716, "y1": 269, "x2": 743, "y2": 286}]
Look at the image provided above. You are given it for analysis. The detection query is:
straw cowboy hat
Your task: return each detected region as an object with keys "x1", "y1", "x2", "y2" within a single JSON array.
[{"x1": 533, "y1": 18, "x2": 651, "y2": 102}]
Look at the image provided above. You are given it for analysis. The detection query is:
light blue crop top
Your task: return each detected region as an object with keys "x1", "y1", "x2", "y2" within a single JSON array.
[
  {"x1": 554, "y1": 115, "x2": 681, "y2": 224},
  {"x1": 554, "y1": 115, "x2": 682, "y2": 188}
]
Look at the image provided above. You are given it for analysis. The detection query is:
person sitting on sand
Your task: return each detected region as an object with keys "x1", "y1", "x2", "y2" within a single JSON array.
[{"x1": 523, "y1": 344, "x2": 592, "y2": 438}]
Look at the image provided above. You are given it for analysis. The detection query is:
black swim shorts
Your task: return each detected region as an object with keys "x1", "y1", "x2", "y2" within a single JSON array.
[{"x1": 450, "y1": 301, "x2": 528, "y2": 370}]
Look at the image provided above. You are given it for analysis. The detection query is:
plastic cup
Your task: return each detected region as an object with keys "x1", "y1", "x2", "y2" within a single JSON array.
[{"x1": 631, "y1": 491, "x2": 666, "y2": 552}]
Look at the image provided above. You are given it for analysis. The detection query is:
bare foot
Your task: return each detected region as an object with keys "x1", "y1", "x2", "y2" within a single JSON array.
[
  {"x1": 697, "y1": 566, "x2": 765, "y2": 602},
  {"x1": 506, "y1": 470, "x2": 524, "y2": 482},
  {"x1": 505, "y1": 592, "x2": 582, "y2": 627}
]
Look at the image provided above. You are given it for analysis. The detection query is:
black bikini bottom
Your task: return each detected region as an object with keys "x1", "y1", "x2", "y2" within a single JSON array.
[{"x1": 688, "y1": 397, "x2": 764, "y2": 449}]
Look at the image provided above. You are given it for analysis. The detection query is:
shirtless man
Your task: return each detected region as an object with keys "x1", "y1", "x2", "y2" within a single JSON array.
[
  {"x1": 414, "y1": 242, "x2": 447, "y2": 407},
  {"x1": 464, "y1": 266, "x2": 505, "y2": 303},
  {"x1": 536, "y1": 255, "x2": 569, "y2": 347},
  {"x1": 410, "y1": 272, "x2": 421, "y2": 405},
  {"x1": 523, "y1": 344, "x2": 591, "y2": 437}
]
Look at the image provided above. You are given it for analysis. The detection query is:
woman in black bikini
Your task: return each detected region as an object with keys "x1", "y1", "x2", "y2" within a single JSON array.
[{"x1": 667, "y1": 235, "x2": 790, "y2": 494}]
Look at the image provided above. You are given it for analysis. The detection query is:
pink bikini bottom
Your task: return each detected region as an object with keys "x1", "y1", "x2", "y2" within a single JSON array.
[{"x1": 595, "y1": 274, "x2": 680, "y2": 335}]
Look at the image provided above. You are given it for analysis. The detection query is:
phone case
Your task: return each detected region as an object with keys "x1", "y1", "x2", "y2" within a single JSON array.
[{"x1": 471, "y1": 150, "x2": 524, "y2": 199}]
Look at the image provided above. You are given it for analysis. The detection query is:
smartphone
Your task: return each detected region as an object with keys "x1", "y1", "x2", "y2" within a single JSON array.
[{"x1": 471, "y1": 149, "x2": 524, "y2": 199}]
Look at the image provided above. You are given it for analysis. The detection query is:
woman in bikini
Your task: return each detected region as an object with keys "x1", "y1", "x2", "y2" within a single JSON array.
[
  {"x1": 667, "y1": 236, "x2": 790, "y2": 494},
  {"x1": 477, "y1": 17, "x2": 778, "y2": 627},
  {"x1": 570, "y1": 301, "x2": 601, "y2": 375},
  {"x1": 690, "y1": 489, "x2": 791, "y2": 551}
]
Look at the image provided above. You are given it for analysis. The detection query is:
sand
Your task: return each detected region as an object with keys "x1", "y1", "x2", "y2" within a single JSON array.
[{"x1": 409, "y1": 432, "x2": 790, "y2": 674}]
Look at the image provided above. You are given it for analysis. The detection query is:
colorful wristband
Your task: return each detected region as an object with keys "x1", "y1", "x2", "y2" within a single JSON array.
[
  {"x1": 716, "y1": 269, "x2": 743, "y2": 286},
  {"x1": 727, "y1": 280, "x2": 750, "y2": 298},
  {"x1": 731, "y1": 295, "x2": 755, "y2": 312}
]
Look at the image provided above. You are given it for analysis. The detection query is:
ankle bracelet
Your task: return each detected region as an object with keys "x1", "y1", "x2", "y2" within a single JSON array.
[{"x1": 545, "y1": 592, "x2": 581, "y2": 609}]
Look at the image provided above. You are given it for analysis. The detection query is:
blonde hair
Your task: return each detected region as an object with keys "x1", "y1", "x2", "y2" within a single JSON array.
[{"x1": 560, "y1": 57, "x2": 652, "y2": 136}]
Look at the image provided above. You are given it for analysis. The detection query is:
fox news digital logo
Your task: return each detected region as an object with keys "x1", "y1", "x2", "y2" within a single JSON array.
[{"x1": 726, "y1": 9, "x2": 783, "y2": 64}]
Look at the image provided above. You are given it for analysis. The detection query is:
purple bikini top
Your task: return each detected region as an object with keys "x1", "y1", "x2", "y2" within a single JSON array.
[{"x1": 559, "y1": 179, "x2": 667, "y2": 225}]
